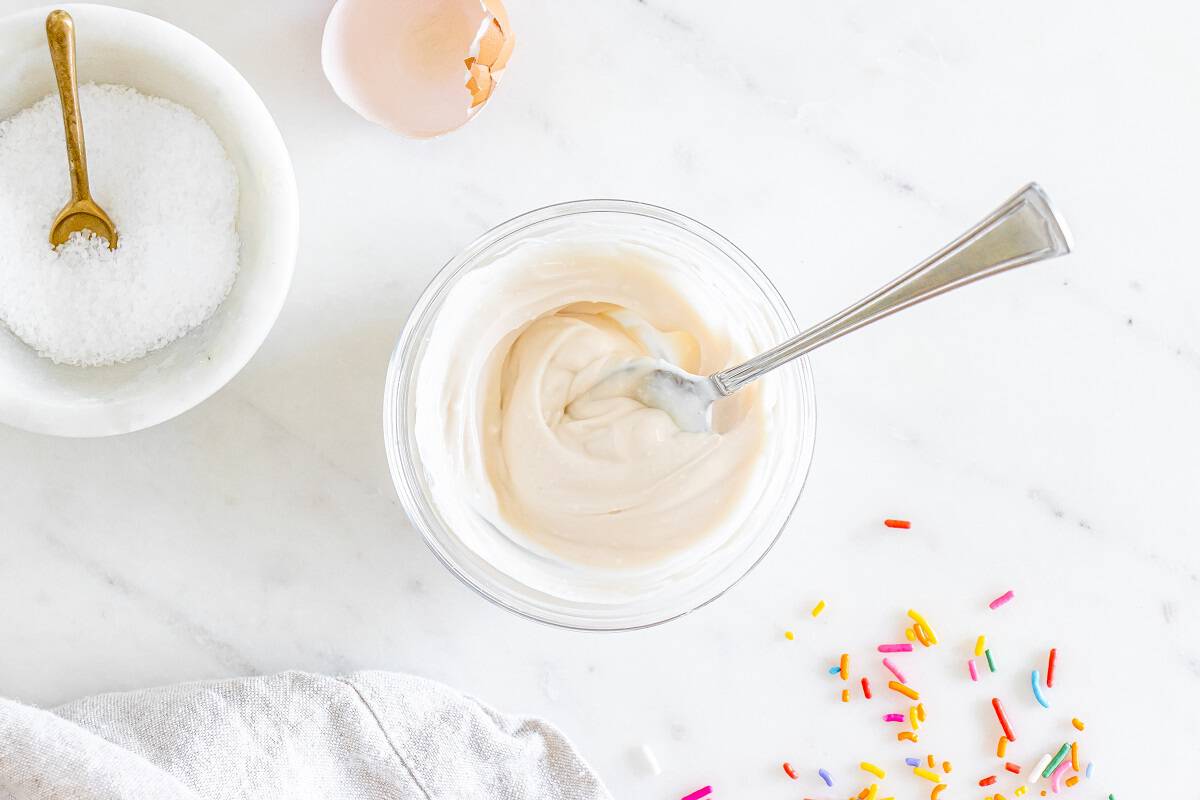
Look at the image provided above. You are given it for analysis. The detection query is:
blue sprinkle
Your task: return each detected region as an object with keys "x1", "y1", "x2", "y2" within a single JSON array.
[
  {"x1": 818, "y1": 768, "x2": 833, "y2": 787},
  {"x1": 1031, "y1": 669, "x2": 1050, "y2": 708},
  {"x1": 828, "y1": 665, "x2": 841, "y2": 674},
  {"x1": 905, "y1": 757, "x2": 921, "y2": 767},
  {"x1": 1086, "y1": 762, "x2": 1094, "y2": 779}
]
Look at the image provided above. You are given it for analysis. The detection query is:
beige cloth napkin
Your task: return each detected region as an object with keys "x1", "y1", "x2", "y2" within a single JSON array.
[{"x1": 0, "y1": 670, "x2": 611, "y2": 800}]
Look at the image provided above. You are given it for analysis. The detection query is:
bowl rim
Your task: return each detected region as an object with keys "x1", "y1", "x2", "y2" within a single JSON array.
[
  {"x1": 0, "y1": 3, "x2": 298, "y2": 437},
  {"x1": 383, "y1": 198, "x2": 818, "y2": 631}
]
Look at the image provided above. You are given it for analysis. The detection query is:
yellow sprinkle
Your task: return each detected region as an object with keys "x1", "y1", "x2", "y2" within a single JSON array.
[
  {"x1": 917, "y1": 703, "x2": 926, "y2": 722},
  {"x1": 865, "y1": 783, "x2": 879, "y2": 800},
  {"x1": 913, "y1": 766, "x2": 941, "y2": 783},
  {"x1": 861, "y1": 762, "x2": 886, "y2": 779},
  {"x1": 997, "y1": 735, "x2": 1008, "y2": 758},
  {"x1": 812, "y1": 600, "x2": 826, "y2": 617},
  {"x1": 888, "y1": 680, "x2": 919, "y2": 700},
  {"x1": 907, "y1": 609, "x2": 939, "y2": 644},
  {"x1": 1071, "y1": 717, "x2": 1085, "y2": 731},
  {"x1": 1015, "y1": 788, "x2": 1027, "y2": 797},
  {"x1": 975, "y1": 635, "x2": 986, "y2": 656},
  {"x1": 784, "y1": 630, "x2": 794, "y2": 640},
  {"x1": 905, "y1": 627, "x2": 917, "y2": 642},
  {"x1": 909, "y1": 706, "x2": 919, "y2": 730}
]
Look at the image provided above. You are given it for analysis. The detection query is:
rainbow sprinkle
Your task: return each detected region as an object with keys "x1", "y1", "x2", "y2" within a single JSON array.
[
  {"x1": 1043, "y1": 743, "x2": 1071, "y2": 777},
  {"x1": 882, "y1": 657, "x2": 907, "y2": 683},
  {"x1": 989, "y1": 589, "x2": 1015, "y2": 610},
  {"x1": 1031, "y1": 669, "x2": 1050, "y2": 708}
]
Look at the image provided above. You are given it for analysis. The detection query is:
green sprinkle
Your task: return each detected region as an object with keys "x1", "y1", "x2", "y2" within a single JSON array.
[
  {"x1": 985, "y1": 648, "x2": 997, "y2": 672},
  {"x1": 1043, "y1": 742, "x2": 1071, "y2": 777}
]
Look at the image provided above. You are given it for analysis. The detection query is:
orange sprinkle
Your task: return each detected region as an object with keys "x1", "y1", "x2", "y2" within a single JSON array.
[
  {"x1": 1006, "y1": 762, "x2": 1021, "y2": 774},
  {"x1": 840, "y1": 653, "x2": 850, "y2": 680},
  {"x1": 942, "y1": 761, "x2": 952, "y2": 773},
  {"x1": 858, "y1": 788, "x2": 870, "y2": 799},
  {"x1": 889, "y1": 681, "x2": 919, "y2": 700},
  {"x1": 1072, "y1": 717, "x2": 1085, "y2": 731},
  {"x1": 927, "y1": 754, "x2": 935, "y2": 768},
  {"x1": 1070, "y1": 741, "x2": 1079, "y2": 772},
  {"x1": 885, "y1": 519, "x2": 911, "y2": 529},
  {"x1": 1065, "y1": 776, "x2": 1079, "y2": 788},
  {"x1": 997, "y1": 736, "x2": 1008, "y2": 758},
  {"x1": 899, "y1": 731, "x2": 918, "y2": 742},
  {"x1": 913, "y1": 624, "x2": 931, "y2": 647},
  {"x1": 842, "y1": 689, "x2": 850, "y2": 703},
  {"x1": 916, "y1": 703, "x2": 926, "y2": 722},
  {"x1": 931, "y1": 785, "x2": 947, "y2": 800},
  {"x1": 980, "y1": 775, "x2": 997, "y2": 786}
]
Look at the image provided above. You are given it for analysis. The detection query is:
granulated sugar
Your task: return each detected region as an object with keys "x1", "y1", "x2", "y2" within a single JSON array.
[{"x1": 0, "y1": 83, "x2": 239, "y2": 366}]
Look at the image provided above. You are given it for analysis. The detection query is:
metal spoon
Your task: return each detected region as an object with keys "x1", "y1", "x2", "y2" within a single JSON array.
[
  {"x1": 574, "y1": 183, "x2": 1072, "y2": 433},
  {"x1": 45, "y1": 9, "x2": 117, "y2": 250}
]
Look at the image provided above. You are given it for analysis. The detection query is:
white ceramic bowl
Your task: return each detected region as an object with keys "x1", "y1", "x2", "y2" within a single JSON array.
[{"x1": 0, "y1": 4, "x2": 297, "y2": 437}]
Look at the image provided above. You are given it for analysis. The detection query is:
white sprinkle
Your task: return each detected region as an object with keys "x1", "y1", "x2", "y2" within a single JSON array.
[
  {"x1": 0, "y1": 83, "x2": 239, "y2": 366},
  {"x1": 1030, "y1": 753, "x2": 1052, "y2": 783},
  {"x1": 639, "y1": 744, "x2": 662, "y2": 775}
]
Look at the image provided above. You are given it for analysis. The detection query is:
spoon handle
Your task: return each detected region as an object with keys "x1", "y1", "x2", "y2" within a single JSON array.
[
  {"x1": 46, "y1": 10, "x2": 90, "y2": 204},
  {"x1": 712, "y1": 183, "x2": 1073, "y2": 396}
]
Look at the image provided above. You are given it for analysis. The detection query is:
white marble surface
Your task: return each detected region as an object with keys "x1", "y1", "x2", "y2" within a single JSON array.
[{"x1": 1, "y1": 0, "x2": 1197, "y2": 795}]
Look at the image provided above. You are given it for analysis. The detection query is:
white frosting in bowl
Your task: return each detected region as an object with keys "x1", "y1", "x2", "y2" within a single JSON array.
[{"x1": 414, "y1": 234, "x2": 773, "y2": 574}]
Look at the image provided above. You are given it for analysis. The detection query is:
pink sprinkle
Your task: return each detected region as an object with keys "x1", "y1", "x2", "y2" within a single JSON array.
[
  {"x1": 989, "y1": 589, "x2": 1015, "y2": 610},
  {"x1": 1050, "y1": 759, "x2": 1071, "y2": 793},
  {"x1": 968, "y1": 659, "x2": 979, "y2": 681},
  {"x1": 883, "y1": 713, "x2": 906, "y2": 722},
  {"x1": 681, "y1": 787, "x2": 713, "y2": 800},
  {"x1": 878, "y1": 643, "x2": 913, "y2": 653},
  {"x1": 882, "y1": 658, "x2": 907, "y2": 683}
]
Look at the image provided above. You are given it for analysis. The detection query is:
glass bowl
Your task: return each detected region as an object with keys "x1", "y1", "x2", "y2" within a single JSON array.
[{"x1": 384, "y1": 200, "x2": 816, "y2": 630}]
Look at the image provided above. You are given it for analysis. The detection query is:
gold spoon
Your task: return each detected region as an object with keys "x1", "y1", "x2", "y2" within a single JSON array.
[{"x1": 45, "y1": 9, "x2": 117, "y2": 249}]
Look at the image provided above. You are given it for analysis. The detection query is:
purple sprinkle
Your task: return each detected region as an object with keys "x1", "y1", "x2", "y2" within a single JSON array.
[
  {"x1": 818, "y1": 768, "x2": 833, "y2": 787},
  {"x1": 905, "y1": 757, "x2": 921, "y2": 767},
  {"x1": 878, "y1": 643, "x2": 914, "y2": 653}
]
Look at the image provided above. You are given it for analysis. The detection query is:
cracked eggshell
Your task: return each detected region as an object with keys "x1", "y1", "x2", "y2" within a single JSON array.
[{"x1": 321, "y1": 0, "x2": 514, "y2": 138}]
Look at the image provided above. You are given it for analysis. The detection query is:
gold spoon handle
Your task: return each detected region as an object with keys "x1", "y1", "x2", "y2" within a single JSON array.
[{"x1": 46, "y1": 10, "x2": 90, "y2": 204}]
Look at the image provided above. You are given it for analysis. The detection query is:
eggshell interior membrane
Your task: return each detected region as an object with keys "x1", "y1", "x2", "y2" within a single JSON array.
[{"x1": 322, "y1": 0, "x2": 510, "y2": 138}]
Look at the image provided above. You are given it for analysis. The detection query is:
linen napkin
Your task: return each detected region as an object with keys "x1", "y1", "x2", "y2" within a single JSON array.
[{"x1": 0, "y1": 670, "x2": 611, "y2": 800}]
